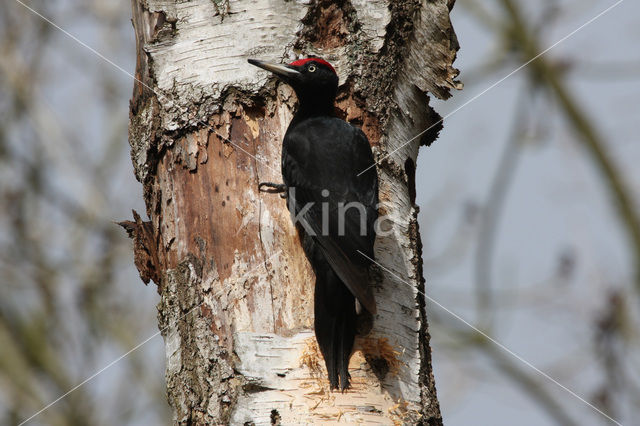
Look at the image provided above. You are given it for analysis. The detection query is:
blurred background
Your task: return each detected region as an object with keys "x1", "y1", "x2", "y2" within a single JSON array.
[{"x1": 0, "y1": 0, "x2": 637, "y2": 425}]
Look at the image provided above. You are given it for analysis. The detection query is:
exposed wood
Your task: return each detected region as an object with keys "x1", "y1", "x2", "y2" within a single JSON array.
[{"x1": 125, "y1": 0, "x2": 460, "y2": 424}]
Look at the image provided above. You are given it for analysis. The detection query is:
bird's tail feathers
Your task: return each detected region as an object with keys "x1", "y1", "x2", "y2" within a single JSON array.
[{"x1": 314, "y1": 276, "x2": 357, "y2": 390}]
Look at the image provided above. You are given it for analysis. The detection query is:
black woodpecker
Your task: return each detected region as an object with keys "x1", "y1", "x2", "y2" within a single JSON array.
[{"x1": 248, "y1": 57, "x2": 378, "y2": 390}]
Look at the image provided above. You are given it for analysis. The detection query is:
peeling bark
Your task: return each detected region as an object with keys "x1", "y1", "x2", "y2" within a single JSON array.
[{"x1": 125, "y1": 0, "x2": 459, "y2": 424}]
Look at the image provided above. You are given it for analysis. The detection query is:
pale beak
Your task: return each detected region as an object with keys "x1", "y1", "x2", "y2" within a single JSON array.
[{"x1": 248, "y1": 59, "x2": 300, "y2": 79}]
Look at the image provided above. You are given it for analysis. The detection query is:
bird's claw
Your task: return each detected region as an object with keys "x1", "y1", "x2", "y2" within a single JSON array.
[{"x1": 259, "y1": 182, "x2": 287, "y2": 198}]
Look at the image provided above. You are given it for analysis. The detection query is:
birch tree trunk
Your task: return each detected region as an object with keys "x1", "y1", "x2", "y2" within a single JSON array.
[{"x1": 123, "y1": 0, "x2": 460, "y2": 424}]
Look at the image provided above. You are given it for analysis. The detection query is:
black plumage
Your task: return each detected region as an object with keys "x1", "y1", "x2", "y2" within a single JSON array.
[{"x1": 249, "y1": 57, "x2": 378, "y2": 390}]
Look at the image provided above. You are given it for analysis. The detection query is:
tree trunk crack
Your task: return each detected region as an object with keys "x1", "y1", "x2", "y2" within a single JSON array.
[{"x1": 254, "y1": 138, "x2": 278, "y2": 334}]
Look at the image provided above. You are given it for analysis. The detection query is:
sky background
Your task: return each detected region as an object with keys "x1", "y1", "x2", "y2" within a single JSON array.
[
  {"x1": 422, "y1": 1, "x2": 639, "y2": 424},
  {"x1": 1, "y1": 0, "x2": 639, "y2": 425}
]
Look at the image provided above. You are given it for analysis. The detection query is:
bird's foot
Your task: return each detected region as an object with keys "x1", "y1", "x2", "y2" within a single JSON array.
[{"x1": 258, "y1": 182, "x2": 288, "y2": 198}]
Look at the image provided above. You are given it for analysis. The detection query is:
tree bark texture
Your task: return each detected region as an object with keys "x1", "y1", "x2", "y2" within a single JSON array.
[{"x1": 124, "y1": 0, "x2": 460, "y2": 424}]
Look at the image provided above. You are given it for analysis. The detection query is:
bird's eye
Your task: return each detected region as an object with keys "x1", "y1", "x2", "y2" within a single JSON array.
[{"x1": 308, "y1": 64, "x2": 317, "y2": 72}]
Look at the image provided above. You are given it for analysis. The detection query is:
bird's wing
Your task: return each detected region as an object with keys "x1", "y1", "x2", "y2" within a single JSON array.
[{"x1": 283, "y1": 119, "x2": 378, "y2": 314}]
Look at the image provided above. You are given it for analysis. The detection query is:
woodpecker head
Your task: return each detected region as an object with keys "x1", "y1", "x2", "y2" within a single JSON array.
[{"x1": 248, "y1": 57, "x2": 338, "y2": 107}]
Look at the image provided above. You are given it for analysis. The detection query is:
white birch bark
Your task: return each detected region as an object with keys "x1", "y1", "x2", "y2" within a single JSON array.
[{"x1": 124, "y1": 0, "x2": 460, "y2": 424}]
